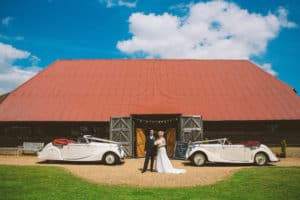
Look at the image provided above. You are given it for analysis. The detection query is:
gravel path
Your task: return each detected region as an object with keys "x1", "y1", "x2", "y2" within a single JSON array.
[{"x1": 1, "y1": 156, "x2": 300, "y2": 188}]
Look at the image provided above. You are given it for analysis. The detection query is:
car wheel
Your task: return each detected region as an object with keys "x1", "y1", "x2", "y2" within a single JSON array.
[
  {"x1": 193, "y1": 152, "x2": 206, "y2": 166},
  {"x1": 255, "y1": 152, "x2": 267, "y2": 166},
  {"x1": 104, "y1": 153, "x2": 117, "y2": 165}
]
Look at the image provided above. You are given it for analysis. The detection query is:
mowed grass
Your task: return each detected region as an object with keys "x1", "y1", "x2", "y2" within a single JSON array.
[{"x1": 0, "y1": 165, "x2": 300, "y2": 200}]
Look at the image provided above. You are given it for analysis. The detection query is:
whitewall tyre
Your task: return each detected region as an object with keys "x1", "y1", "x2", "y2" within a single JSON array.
[
  {"x1": 104, "y1": 153, "x2": 117, "y2": 165},
  {"x1": 255, "y1": 153, "x2": 267, "y2": 166},
  {"x1": 193, "y1": 152, "x2": 206, "y2": 166}
]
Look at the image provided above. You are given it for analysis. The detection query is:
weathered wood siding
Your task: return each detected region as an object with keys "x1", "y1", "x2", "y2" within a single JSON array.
[
  {"x1": 204, "y1": 120, "x2": 300, "y2": 146},
  {"x1": 0, "y1": 122, "x2": 109, "y2": 147},
  {"x1": 0, "y1": 120, "x2": 299, "y2": 147}
]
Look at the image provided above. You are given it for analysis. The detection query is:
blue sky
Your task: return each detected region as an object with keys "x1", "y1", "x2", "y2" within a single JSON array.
[{"x1": 0, "y1": 0, "x2": 299, "y2": 94}]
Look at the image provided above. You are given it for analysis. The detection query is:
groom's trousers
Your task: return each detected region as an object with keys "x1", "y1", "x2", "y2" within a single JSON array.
[{"x1": 143, "y1": 152, "x2": 155, "y2": 171}]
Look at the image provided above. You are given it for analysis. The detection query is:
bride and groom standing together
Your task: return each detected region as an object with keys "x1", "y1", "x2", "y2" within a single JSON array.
[{"x1": 141, "y1": 129, "x2": 186, "y2": 174}]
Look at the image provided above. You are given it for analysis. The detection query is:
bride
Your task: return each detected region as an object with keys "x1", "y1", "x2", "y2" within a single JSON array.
[{"x1": 155, "y1": 131, "x2": 186, "y2": 174}]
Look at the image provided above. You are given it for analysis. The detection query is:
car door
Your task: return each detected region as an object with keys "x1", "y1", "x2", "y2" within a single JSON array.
[
  {"x1": 200, "y1": 144, "x2": 223, "y2": 162},
  {"x1": 219, "y1": 144, "x2": 248, "y2": 162},
  {"x1": 61, "y1": 143, "x2": 92, "y2": 160}
]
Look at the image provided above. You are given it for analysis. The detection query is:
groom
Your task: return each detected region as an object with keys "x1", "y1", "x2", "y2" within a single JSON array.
[{"x1": 142, "y1": 129, "x2": 156, "y2": 173}]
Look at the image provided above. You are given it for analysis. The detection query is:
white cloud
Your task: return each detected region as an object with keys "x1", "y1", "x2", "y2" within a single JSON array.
[
  {"x1": 118, "y1": 0, "x2": 136, "y2": 8},
  {"x1": 0, "y1": 34, "x2": 24, "y2": 41},
  {"x1": 117, "y1": 0, "x2": 296, "y2": 75},
  {"x1": 169, "y1": 2, "x2": 193, "y2": 15},
  {"x1": 258, "y1": 63, "x2": 277, "y2": 76},
  {"x1": 1, "y1": 17, "x2": 13, "y2": 26},
  {"x1": 277, "y1": 7, "x2": 297, "y2": 28},
  {"x1": 99, "y1": 0, "x2": 137, "y2": 8},
  {"x1": 100, "y1": 0, "x2": 114, "y2": 8},
  {"x1": 0, "y1": 42, "x2": 41, "y2": 94},
  {"x1": 29, "y1": 55, "x2": 41, "y2": 66},
  {"x1": 0, "y1": 34, "x2": 10, "y2": 40},
  {"x1": 0, "y1": 43, "x2": 30, "y2": 63}
]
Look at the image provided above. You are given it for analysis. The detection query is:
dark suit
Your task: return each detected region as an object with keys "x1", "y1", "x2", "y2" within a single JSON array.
[{"x1": 142, "y1": 135, "x2": 156, "y2": 172}]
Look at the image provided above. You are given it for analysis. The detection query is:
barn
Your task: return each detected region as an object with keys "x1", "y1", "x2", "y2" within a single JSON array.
[{"x1": 0, "y1": 59, "x2": 299, "y2": 157}]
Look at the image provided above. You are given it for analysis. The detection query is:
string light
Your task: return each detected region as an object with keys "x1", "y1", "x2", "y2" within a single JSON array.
[{"x1": 133, "y1": 118, "x2": 178, "y2": 125}]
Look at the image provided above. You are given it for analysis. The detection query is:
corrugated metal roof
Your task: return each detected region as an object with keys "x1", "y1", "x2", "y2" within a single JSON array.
[
  {"x1": 0, "y1": 59, "x2": 299, "y2": 121},
  {"x1": 0, "y1": 93, "x2": 9, "y2": 104}
]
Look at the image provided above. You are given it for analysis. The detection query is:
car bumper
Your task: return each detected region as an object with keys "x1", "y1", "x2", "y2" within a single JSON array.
[
  {"x1": 270, "y1": 157, "x2": 280, "y2": 162},
  {"x1": 120, "y1": 150, "x2": 126, "y2": 159},
  {"x1": 269, "y1": 152, "x2": 280, "y2": 162}
]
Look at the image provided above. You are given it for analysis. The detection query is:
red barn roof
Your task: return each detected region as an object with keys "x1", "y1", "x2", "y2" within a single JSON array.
[{"x1": 0, "y1": 59, "x2": 299, "y2": 121}]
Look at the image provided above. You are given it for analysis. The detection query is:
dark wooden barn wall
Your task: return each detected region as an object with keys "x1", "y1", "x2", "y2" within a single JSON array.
[
  {"x1": 204, "y1": 120, "x2": 300, "y2": 146},
  {"x1": 0, "y1": 120, "x2": 299, "y2": 147},
  {"x1": 0, "y1": 122, "x2": 109, "y2": 147}
]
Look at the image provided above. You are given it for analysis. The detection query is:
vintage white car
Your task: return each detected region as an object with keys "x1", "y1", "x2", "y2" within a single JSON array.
[
  {"x1": 185, "y1": 138, "x2": 279, "y2": 166},
  {"x1": 38, "y1": 135, "x2": 126, "y2": 165}
]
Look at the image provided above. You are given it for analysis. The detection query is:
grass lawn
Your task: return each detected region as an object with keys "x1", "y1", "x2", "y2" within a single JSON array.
[{"x1": 0, "y1": 165, "x2": 300, "y2": 200}]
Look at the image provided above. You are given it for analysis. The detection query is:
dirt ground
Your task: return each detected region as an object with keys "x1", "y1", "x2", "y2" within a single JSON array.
[
  {"x1": 1, "y1": 156, "x2": 300, "y2": 188},
  {"x1": 269, "y1": 147, "x2": 300, "y2": 158}
]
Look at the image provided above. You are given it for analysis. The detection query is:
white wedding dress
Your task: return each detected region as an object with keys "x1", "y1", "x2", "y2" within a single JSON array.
[{"x1": 156, "y1": 138, "x2": 186, "y2": 174}]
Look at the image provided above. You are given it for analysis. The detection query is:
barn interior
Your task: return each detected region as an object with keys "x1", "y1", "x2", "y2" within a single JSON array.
[{"x1": 132, "y1": 114, "x2": 181, "y2": 158}]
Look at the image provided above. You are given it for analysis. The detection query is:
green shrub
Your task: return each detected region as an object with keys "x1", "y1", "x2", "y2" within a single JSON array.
[
  {"x1": 204, "y1": 137, "x2": 209, "y2": 144},
  {"x1": 280, "y1": 139, "x2": 287, "y2": 158}
]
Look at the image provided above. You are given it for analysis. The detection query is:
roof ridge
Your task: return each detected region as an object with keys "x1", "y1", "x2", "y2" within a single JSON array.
[
  {"x1": 56, "y1": 58, "x2": 250, "y2": 62},
  {"x1": 6, "y1": 60, "x2": 60, "y2": 96},
  {"x1": 248, "y1": 60, "x2": 297, "y2": 95}
]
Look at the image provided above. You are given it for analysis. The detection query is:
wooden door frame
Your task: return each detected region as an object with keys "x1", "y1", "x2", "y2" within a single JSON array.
[
  {"x1": 131, "y1": 114, "x2": 181, "y2": 158},
  {"x1": 109, "y1": 114, "x2": 203, "y2": 157}
]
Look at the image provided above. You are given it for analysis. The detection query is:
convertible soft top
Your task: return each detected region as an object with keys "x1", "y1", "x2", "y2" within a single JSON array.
[
  {"x1": 52, "y1": 138, "x2": 75, "y2": 145},
  {"x1": 240, "y1": 141, "x2": 260, "y2": 147}
]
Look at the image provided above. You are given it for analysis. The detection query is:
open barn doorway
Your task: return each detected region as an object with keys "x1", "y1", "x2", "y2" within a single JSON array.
[
  {"x1": 110, "y1": 114, "x2": 203, "y2": 157},
  {"x1": 132, "y1": 114, "x2": 181, "y2": 158}
]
